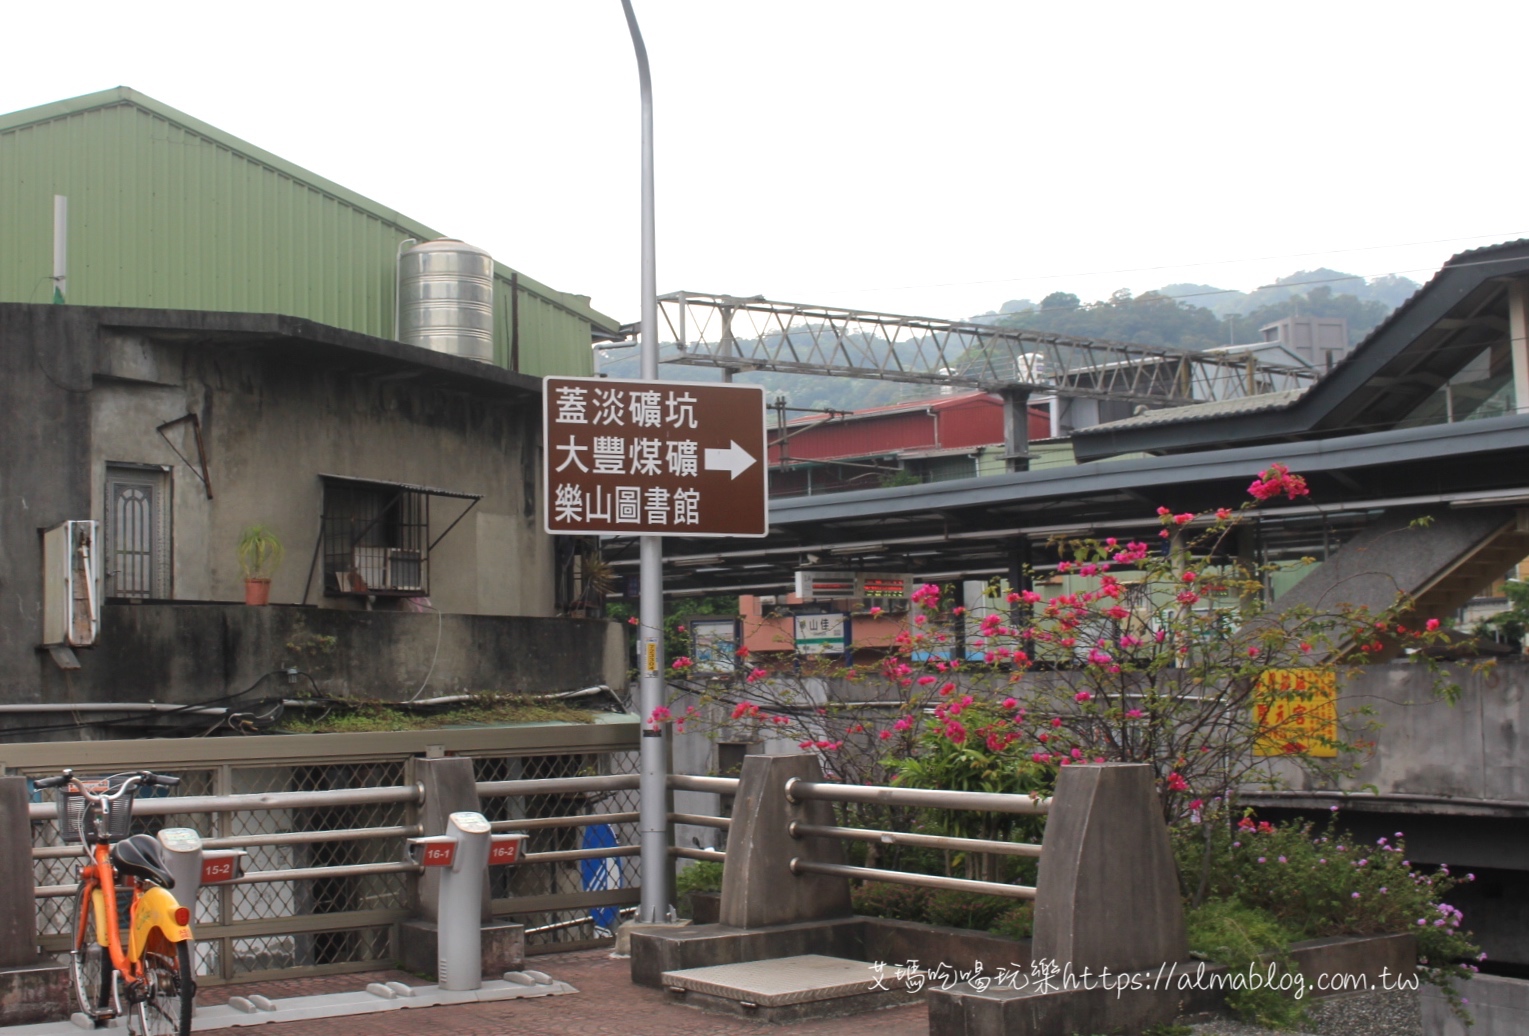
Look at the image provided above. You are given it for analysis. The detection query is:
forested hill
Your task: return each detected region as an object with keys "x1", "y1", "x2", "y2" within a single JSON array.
[{"x1": 981, "y1": 269, "x2": 1420, "y2": 349}]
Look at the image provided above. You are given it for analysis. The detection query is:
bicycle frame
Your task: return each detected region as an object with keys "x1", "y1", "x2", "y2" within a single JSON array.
[{"x1": 70, "y1": 799, "x2": 194, "y2": 1004}]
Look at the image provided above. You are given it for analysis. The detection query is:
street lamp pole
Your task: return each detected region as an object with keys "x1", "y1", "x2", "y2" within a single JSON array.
[{"x1": 620, "y1": 0, "x2": 669, "y2": 926}]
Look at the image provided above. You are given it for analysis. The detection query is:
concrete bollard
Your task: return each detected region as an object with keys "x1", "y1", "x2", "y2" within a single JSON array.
[
  {"x1": 718, "y1": 754, "x2": 852, "y2": 929},
  {"x1": 1032, "y1": 762, "x2": 1188, "y2": 975}
]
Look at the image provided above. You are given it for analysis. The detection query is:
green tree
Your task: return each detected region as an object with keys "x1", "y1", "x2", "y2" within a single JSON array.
[{"x1": 1237, "y1": 285, "x2": 1392, "y2": 346}]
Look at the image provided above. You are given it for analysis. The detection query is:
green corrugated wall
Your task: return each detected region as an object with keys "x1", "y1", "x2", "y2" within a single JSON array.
[{"x1": 0, "y1": 88, "x2": 614, "y2": 377}]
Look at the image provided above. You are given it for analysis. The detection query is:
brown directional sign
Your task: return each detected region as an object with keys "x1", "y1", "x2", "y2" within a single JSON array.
[{"x1": 543, "y1": 376, "x2": 768, "y2": 537}]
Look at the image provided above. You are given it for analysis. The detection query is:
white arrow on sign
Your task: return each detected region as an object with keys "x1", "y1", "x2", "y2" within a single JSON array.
[{"x1": 704, "y1": 440, "x2": 758, "y2": 480}]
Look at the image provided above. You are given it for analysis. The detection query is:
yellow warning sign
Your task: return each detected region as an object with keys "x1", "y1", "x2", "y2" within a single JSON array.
[
  {"x1": 1253, "y1": 668, "x2": 1338, "y2": 757},
  {"x1": 645, "y1": 641, "x2": 658, "y2": 674}
]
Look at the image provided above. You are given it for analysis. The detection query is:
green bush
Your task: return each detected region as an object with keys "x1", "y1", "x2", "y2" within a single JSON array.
[
  {"x1": 1174, "y1": 812, "x2": 1482, "y2": 1022},
  {"x1": 851, "y1": 881, "x2": 933, "y2": 922},
  {"x1": 925, "y1": 890, "x2": 1012, "y2": 931},
  {"x1": 674, "y1": 860, "x2": 724, "y2": 898},
  {"x1": 1184, "y1": 900, "x2": 1306, "y2": 1030},
  {"x1": 990, "y1": 902, "x2": 1034, "y2": 940}
]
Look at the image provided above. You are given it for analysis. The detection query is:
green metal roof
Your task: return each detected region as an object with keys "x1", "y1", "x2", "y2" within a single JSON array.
[{"x1": 0, "y1": 87, "x2": 617, "y2": 376}]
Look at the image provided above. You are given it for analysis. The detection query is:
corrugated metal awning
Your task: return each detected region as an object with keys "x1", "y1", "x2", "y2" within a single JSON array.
[{"x1": 318, "y1": 474, "x2": 482, "y2": 502}]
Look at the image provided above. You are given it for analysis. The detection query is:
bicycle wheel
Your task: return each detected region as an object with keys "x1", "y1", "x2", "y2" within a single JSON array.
[
  {"x1": 70, "y1": 886, "x2": 113, "y2": 1018},
  {"x1": 132, "y1": 939, "x2": 193, "y2": 1036}
]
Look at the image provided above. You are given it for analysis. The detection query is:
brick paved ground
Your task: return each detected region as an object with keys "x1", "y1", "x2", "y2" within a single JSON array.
[{"x1": 202, "y1": 950, "x2": 931, "y2": 1036}]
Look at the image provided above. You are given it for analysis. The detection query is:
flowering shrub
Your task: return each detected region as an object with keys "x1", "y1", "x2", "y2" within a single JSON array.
[
  {"x1": 672, "y1": 464, "x2": 1450, "y2": 827},
  {"x1": 1175, "y1": 811, "x2": 1481, "y2": 1017},
  {"x1": 656, "y1": 462, "x2": 1471, "y2": 1004}
]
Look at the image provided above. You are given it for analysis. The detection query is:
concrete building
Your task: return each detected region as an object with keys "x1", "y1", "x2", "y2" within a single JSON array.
[
  {"x1": 0, "y1": 88, "x2": 618, "y2": 376},
  {"x1": 1258, "y1": 314, "x2": 1350, "y2": 370},
  {"x1": 0, "y1": 303, "x2": 624, "y2": 738}
]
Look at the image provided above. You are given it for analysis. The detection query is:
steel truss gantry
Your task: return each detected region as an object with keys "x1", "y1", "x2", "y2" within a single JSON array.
[{"x1": 654, "y1": 292, "x2": 1318, "y2": 405}]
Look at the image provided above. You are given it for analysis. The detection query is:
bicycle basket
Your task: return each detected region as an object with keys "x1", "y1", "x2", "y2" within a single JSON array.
[{"x1": 58, "y1": 779, "x2": 133, "y2": 844}]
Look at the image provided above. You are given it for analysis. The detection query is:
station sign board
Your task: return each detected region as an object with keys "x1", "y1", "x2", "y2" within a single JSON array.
[
  {"x1": 794, "y1": 613, "x2": 849, "y2": 655},
  {"x1": 543, "y1": 376, "x2": 768, "y2": 537}
]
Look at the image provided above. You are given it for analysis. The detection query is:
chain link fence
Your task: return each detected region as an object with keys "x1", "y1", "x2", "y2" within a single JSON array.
[
  {"x1": 21, "y1": 725, "x2": 642, "y2": 983},
  {"x1": 476, "y1": 748, "x2": 642, "y2": 953}
]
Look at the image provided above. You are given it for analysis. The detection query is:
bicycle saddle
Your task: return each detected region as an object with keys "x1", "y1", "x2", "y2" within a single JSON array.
[{"x1": 110, "y1": 833, "x2": 176, "y2": 889}]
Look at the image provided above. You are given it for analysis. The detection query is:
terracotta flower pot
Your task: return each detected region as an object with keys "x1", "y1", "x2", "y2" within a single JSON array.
[{"x1": 244, "y1": 578, "x2": 272, "y2": 606}]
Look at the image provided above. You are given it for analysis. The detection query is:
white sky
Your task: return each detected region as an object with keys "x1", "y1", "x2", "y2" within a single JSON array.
[{"x1": 4, "y1": 1, "x2": 1527, "y2": 324}]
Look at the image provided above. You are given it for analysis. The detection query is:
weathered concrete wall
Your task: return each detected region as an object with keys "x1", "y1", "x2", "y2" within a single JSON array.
[
  {"x1": 1271, "y1": 661, "x2": 1529, "y2": 804},
  {"x1": 1, "y1": 304, "x2": 582, "y2": 713},
  {"x1": 1423, "y1": 974, "x2": 1529, "y2": 1036},
  {"x1": 0, "y1": 306, "x2": 96, "y2": 707},
  {"x1": 5, "y1": 604, "x2": 623, "y2": 735},
  {"x1": 87, "y1": 326, "x2": 548, "y2": 614}
]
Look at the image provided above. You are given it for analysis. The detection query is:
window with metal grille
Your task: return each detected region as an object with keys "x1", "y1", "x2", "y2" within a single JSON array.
[
  {"x1": 319, "y1": 475, "x2": 480, "y2": 598},
  {"x1": 104, "y1": 464, "x2": 172, "y2": 599}
]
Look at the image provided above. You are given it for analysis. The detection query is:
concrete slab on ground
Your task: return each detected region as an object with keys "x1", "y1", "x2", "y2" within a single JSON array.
[{"x1": 663, "y1": 955, "x2": 900, "y2": 1008}]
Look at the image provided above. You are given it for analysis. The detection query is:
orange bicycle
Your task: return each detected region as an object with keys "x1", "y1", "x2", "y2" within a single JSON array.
[{"x1": 35, "y1": 769, "x2": 195, "y2": 1036}]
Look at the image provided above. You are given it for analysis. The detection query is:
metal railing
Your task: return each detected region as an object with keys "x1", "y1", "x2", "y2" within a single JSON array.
[
  {"x1": 18, "y1": 725, "x2": 643, "y2": 980},
  {"x1": 783, "y1": 778, "x2": 1051, "y2": 900}
]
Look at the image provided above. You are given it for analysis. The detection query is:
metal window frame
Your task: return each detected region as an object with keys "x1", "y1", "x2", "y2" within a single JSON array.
[{"x1": 312, "y1": 474, "x2": 482, "y2": 600}]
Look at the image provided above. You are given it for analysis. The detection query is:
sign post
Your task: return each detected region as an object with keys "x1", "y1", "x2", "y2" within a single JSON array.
[{"x1": 543, "y1": 371, "x2": 766, "y2": 927}]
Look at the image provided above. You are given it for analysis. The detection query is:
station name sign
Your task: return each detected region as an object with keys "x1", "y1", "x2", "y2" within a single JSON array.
[{"x1": 542, "y1": 376, "x2": 768, "y2": 537}]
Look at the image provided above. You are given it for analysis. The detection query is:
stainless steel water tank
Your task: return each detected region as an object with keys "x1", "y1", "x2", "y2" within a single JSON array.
[{"x1": 399, "y1": 239, "x2": 496, "y2": 362}]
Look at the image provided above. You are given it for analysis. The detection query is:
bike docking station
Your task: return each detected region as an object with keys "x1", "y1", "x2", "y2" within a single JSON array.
[{"x1": 0, "y1": 766, "x2": 577, "y2": 1036}]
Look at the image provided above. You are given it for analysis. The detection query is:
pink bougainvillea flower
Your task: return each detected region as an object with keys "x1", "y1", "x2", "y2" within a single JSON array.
[
  {"x1": 1216, "y1": 507, "x2": 1233, "y2": 520},
  {"x1": 627, "y1": 616, "x2": 639, "y2": 625},
  {"x1": 1176, "y1": 591, "x2": 1200, "y2": 605},
  {"x1": 1075, "y1": 690, "x2": 1093, "y2": 702},
  {"x1": 917, "y1": 675, "x2": 937, "y2": 686},
  {"x1": 878, "y1": 729, "x2": 892, "y2": 740},
  {"x1": 939, "y1": 681, "x2": 956, "y2": 696},
  {"x1": 1181, "y1": 571, "x2": 1197, "y2": 583},
  {"x1": 893, "y1": 716, "x2": 913, "y2": 732},
  {"x1": 869, "y1": 606, "x2": 883, "y2": 616},
  {"x1": 1125, "y1": 708, "x2": 1144, "y2": 719},
  {"x1": 1165, "y1": 772, "x2": 1189, "y2": 792},
  {"x1": 1159, "y1": 529, "x2": 1171, "y2": 539},
  {"x1": 670, "y1": 656, "x2": 693, "y2": 669},
  {"x1": 1247, "y1": 646, "x2": 1260, "y2": 658},
  {"x1": 1050, "y1": 716, "x2": 1063, "y2": 728},
  {"x1": 1002, "y1": 696, "x2": 1018, "y2": 709},
  {"x1": 1425, "y1": 618, "x2": 1440, "y2": 631}
]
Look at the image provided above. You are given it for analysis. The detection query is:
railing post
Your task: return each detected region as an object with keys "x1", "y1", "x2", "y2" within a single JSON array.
[
  {"x1": 0, "y1": 776, "x2": 69, "y2": 1024},
  {"x1": 1032, "y1": 763, "x2": 1187, "y2": 975},
  {"x1": 718, "y1": 755, "x2": 851, "y2": 928}
]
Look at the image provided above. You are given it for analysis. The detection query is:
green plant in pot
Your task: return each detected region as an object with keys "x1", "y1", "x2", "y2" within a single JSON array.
[{"x1": 237, "y1": 524, "x2": 284, "y2": 605}]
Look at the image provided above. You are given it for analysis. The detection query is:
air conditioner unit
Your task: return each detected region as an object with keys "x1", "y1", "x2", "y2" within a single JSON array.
[
  {"x1": 343, "y1": 546, "x2": 423, "y2": 593},
  {"x1": 386, "y1": 549, "x2": 424, "y2": 591},
  {"x1": 42, "y1": 520, "x2": 100, "y2": 647}
]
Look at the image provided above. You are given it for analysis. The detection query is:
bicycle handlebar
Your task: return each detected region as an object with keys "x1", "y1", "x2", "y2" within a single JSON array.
[{"x1": 35, "y1": 769, "x2": 180, "y2": 798}]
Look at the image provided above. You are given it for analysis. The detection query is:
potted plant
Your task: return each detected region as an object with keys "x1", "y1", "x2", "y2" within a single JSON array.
[{"x1": 237, "y1": 524, "x2": 284, "y2": 605}]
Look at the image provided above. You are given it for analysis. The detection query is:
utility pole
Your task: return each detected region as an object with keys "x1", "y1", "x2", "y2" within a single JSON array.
[{"x1": 620, "y1": 0, "x2": 669, "y2": 926}]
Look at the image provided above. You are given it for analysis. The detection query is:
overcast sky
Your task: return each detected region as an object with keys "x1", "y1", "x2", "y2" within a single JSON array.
[{"x1": 4, "y1": 1, "x2": 1526, "y2": 324}]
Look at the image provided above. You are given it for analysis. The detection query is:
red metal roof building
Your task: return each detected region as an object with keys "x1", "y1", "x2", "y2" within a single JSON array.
[{"x1": 768, "y1": 392, "x2": 1052, "y2": 497}]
